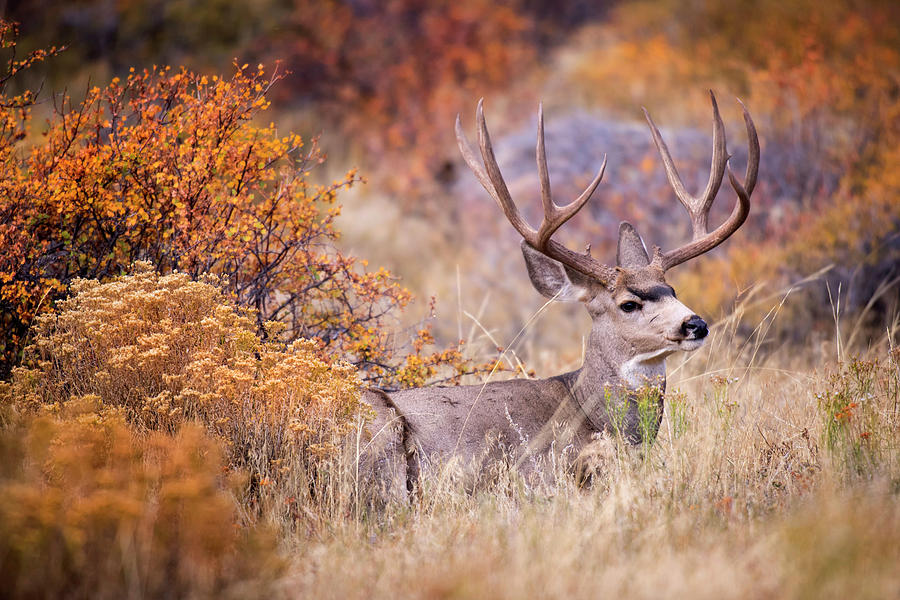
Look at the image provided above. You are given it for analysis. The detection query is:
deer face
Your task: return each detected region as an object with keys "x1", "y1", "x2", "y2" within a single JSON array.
[
  {"x1": 521, "y1": 222, "x2": 708, "y2": 361},
  {"x1": 602, "y1": 267, "x2": 707, "y2": 355}
]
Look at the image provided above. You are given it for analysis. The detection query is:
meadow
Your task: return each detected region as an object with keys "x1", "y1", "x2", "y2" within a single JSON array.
[
  {"x1": 1, "y1": 1, "x2": 899, "y2": 598},
  {"x1": 278, "y1": 291, "x2": 900, "y2": 600},
  {"x1": 5, "y1": 268, "x2": 897, "y2": 599}
]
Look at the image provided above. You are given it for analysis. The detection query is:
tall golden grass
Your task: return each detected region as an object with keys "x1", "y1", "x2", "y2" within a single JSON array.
[
  {"x1": 278, "y1": 290, "x2": 899, "y2": 599},
  {"x1": 3, "y1": 267, "x2": 899, "y2": 598}
]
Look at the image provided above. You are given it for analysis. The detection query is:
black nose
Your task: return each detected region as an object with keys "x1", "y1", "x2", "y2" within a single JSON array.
[{"x1": 681, "y1": 315, "x2": 708, "y2": 339}]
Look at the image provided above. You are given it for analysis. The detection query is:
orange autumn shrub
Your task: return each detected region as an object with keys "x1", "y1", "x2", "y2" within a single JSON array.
[
  {"x1": 0, "y1": 397, "x2": 282, "y2": 599},
  {"x1": 7, "y1": 0, "x2": 543, "y2": 198},
  {"x1": 0, "y1": 21, "x2": 472, "y2": 387},
  {"x1": 7, "y1": 265, "x2": 369, "y2": 507},
  {"x1": 272, "y1": 0, "x2": 537, "y2": 195}
]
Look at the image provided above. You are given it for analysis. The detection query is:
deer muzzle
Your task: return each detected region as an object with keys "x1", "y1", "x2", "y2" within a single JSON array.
[{"x1": 681, "y1": 315, "x2": 709, "y2": 340}]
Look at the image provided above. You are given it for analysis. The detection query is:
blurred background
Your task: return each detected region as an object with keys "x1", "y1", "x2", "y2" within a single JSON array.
[{"x1": 6, "y1": 0, "x2": 898, "y2": 373}]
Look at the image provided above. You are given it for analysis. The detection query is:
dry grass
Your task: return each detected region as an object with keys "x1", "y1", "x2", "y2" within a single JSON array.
[
  {"x1": 278, "y1": 287, "x2": 900, "y2": 599},
  {"x1": 3, "y1": 268, "x2": 899, "y2": 599}
]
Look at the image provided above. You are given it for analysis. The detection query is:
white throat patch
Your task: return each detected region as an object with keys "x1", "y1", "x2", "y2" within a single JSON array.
[{"x1": 619, "y1": 349, "x2": 670, "y2": 388}]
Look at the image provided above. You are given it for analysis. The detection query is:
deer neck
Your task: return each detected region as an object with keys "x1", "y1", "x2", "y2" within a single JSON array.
[{"x1": 559, "y1": 321, "x2": 668, "y2": 425}]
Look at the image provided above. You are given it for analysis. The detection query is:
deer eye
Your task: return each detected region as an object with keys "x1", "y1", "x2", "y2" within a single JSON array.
[{"x1": 619, "y1": 301, "x2": 641, "y2": 313}]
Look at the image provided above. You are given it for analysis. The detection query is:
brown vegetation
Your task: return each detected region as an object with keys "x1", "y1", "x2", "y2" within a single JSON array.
[
  {"x1": 0, "y1": 23, "x2": 491, "y2": 386},
  {"x1": 0, "y1": 400, "x2": 283, "y2": 598},
  {"x1": 9, "y1": 267, "x2": 365, "y2": 475},
  {"x1": 1, "y1": 2, "x2": 899, "y2": 598}
]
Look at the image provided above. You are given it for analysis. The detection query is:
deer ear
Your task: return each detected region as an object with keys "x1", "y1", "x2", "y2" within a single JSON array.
[
  {"x1": 616, "y1": 221, "x2": 650, "y2": 268},
  {"x1": 520, "y1": 241, "x2": 592, "y2": 302}
]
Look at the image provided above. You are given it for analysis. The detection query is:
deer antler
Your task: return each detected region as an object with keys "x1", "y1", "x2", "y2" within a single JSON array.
[
  {"x1": 456, "y1": 99, "x2": 616, "y2": 283},
  {"x1": 644, "y1": 91, "x2": 759, "y2": 271}
]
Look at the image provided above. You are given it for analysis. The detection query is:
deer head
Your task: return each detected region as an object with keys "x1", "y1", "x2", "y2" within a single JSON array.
[{"x1": 455, "y1": 93, "x2": 759, "y2": 379}]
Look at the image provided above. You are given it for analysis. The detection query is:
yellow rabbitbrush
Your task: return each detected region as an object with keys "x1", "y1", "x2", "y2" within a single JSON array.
[
  {"x1": 7, "y1": 264, "x2": 369, "y2": 497},
  {"x1": 0, "y1": 399, "x2": 283, "y2": 598}
]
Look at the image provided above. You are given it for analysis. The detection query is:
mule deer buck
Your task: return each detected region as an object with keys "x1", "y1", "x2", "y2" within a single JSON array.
[{"x1": 364, "y1": 92, "x2": 758, "y2": 493}]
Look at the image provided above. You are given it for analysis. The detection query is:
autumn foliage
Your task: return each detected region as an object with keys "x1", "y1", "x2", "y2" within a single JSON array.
[
  {"x1": 0, "y1": 23, "x2": 485, "y2": 385},
  {"x1": 1, "y1": 3, "x2": 900, "y2": 598},
  {"x1": 561, "y1": 0, "x2": 900, "y2": 329},
  {"x1": 8, "y1": 266, "x2": 367, "y2": 485},
  {"x1": 6, "y1": 0, "x2": 551, "y2": 196},
  {"x1": 268, "y1": 0, "x2": 536, "y2": 191},
  {"x1": 0, "y1": 399, "x2": 283, "y2": 598}
]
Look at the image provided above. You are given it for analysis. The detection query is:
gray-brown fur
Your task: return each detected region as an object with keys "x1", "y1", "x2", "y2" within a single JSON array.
[
  {"x1": 362, "y1": 231, "x2": 705, "y2": 496},
  {"x1": 365, "y1": 388, "x2": 420, "y2": 494},
  {"x1": 361, "y1": 96, "x2": 758, "y2": 496}
]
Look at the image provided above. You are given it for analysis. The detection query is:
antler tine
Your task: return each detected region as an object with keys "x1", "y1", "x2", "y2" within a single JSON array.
[
  {"x1": 658, "y1": 98, "x2": 759, "y2": 271},
  {"x1": 736, "y1": 98, "x2": 759, "y2": 196},
  {"x1": 536, "y1": 102, "x2": 553, "y2": 221},
  {"x1": 644, "y1": 90, "x2": 728, "y2": 240},
  {"x1": 455, "y1": 112, "x2": 494, "y2": 199},
  {"x1": 456, "y1": 101, "x2": 530, "y2": 240},
  {"x1": 457, "y1": 101, "x2": 617, "y2": 284},
  {"x1": 535, "y1": 103, "x2": 608, "y2": 249},
  {"x1": 472, "y1": 99, "x2": 540, "y2": 246}
]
